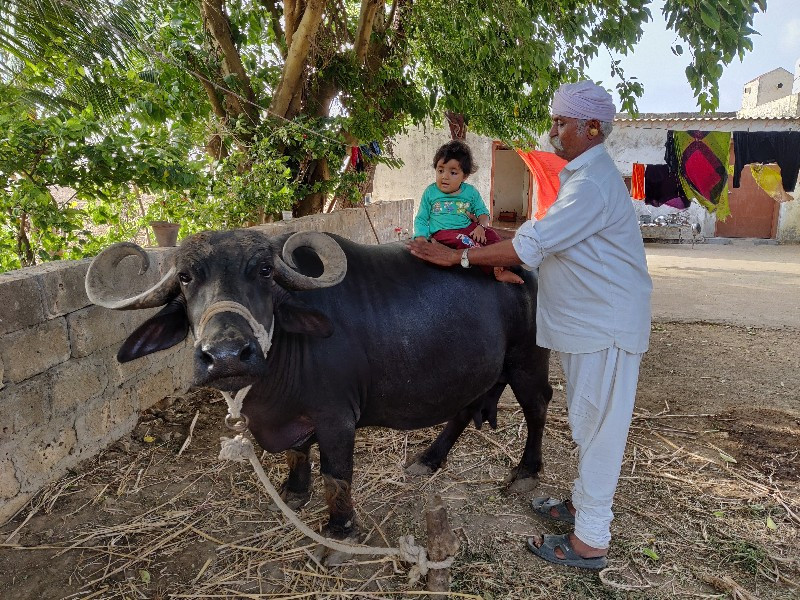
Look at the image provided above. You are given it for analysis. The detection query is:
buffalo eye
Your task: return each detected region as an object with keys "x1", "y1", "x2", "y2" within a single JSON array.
[
  {"x1": 259, "y1": 263, "x2": 273, "y2": 278},
  {"x1": 178, "y1": 272, "x2": 192, "y2": 285}
]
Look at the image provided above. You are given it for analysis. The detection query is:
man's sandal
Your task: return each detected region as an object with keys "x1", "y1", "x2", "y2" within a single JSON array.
[
  {"x1": 526, "y1": 533, "x2": 608, "y2": 570},
  {"x1": 530, "y1": 497, "x2": 576, "y2": 525}
]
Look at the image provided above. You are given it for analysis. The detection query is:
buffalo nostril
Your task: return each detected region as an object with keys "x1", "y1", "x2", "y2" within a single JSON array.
[
  {"x1": 199, "y1": 350, "x2": 214, "y2": 369},
  {"x1": 239, "y1": 342, "x2": 255, "y2": 362}
]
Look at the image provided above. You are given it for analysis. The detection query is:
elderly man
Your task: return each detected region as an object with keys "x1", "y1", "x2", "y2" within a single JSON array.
[{"x1": 408, "y1": 80, "x2": 652, "y2": 569}]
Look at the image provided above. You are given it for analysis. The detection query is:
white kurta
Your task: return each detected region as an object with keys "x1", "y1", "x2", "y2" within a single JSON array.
[
  {"x1": 512, "y1": 143, "x2": 652, "y2": 549},
  {"x1": 512, "y1": 144, "x2": 652, "y2": 354}
]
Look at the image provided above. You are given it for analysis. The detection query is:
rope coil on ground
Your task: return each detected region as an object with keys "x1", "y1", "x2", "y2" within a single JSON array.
[{"x1": 218, "y1": 434, "x2": 454, "y2": 580}]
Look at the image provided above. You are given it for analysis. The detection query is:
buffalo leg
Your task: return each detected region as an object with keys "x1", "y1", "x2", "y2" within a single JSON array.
[
  {"x1": 316, "y1": 427, "x2": 357, "y2": 538},
  {"x1": 407, "y1": 382, "x2": 506, "y2": 476},
  {"x1": 281, "y1": 438, "x2": 313, "y2": 509},
  {"x1": 505, "y1": 348, "x2": 552, "y2": 492}
]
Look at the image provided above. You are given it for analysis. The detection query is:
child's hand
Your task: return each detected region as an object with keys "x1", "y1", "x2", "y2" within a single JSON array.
[{"x1": 470, "y1": 224, "x2": 487, "y2": 244}]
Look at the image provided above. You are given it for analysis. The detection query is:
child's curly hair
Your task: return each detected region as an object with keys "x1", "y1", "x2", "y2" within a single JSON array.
[{"x1": 433, "y1": 140, "x2": 477, "y2": 175}]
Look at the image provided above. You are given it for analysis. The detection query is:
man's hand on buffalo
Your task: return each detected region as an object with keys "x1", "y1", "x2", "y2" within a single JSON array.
[{"x1": 407, "y1": 237, "x2": 461, "y2": 267}]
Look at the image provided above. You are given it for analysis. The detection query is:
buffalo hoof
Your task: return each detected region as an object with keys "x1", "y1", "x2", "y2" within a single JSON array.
[
  {"x1": 504, "y1": 465, "x2": 540, "y2": 494},
  {"x1": 405, "y1": 460, "x2": 435, "y2": 477},
  {"x1": 312, "y1": 527, "x2": 361, "y2": 566},
  {"x1": 269, "y1": 487, "x2": 311, "y2": 512}
]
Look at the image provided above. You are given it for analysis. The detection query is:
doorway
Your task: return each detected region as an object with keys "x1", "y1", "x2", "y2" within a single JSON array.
[{"x1": 490, "y1": 143, "x2": 531, "y2": 228}]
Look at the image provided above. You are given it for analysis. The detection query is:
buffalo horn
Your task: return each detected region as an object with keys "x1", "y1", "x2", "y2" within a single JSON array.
[
  {"x1": 274, "y1": 232, "x2": 347, "y2": 290},
  {"x1": 85, "y1": 242, "x2": 180, "y2": 309}
]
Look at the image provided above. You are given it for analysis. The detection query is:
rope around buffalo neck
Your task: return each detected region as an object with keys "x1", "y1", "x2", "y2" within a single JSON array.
[
  {"x1": 196, "y1": 300, "x2": 275, "y2": 358},
  {"x1": 218, "y1": 433, "x2": 454, "y2": 584}
]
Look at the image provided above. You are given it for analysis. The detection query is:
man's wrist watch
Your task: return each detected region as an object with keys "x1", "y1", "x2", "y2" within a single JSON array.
[{"x1": 460, "y1": 248, "x2": 471, "y2": 268}]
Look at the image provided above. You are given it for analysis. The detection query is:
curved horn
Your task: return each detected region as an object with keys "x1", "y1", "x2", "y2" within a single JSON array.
[
  {"x1": 273, "y1": 232, "x2": 347, "y2": 290},
  {"x1": 85, "y1": 242, "x2": 180, "y2": 309}
]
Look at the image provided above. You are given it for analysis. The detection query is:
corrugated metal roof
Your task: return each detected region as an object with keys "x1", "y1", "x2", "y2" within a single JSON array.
[{"x1": 615, "y1": 114, "x2": 800, "y2": 122}]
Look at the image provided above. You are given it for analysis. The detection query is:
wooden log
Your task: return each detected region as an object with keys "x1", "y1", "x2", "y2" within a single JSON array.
[{"x1": 425, "y1": 494, "x2": 459, "y2": 593}]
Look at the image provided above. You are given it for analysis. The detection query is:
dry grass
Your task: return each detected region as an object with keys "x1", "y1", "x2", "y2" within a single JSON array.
[{"x1": 2, "y1": 383, "x2": 798, "y2": 599}]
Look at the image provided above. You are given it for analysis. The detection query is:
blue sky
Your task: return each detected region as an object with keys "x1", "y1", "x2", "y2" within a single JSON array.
[{"x1": 585, "y1": 0, "x2": 800, "y2": 113}]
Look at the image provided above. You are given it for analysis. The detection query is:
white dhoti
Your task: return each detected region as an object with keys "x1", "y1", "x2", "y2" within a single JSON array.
[{"x1": 559, "y1": 346, "x2": 642, "y2": 549}]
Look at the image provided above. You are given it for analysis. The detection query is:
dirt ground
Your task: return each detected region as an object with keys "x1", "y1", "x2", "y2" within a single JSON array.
[{"x1": 1, "y1": 242, "x2": 798, "y2": 599}]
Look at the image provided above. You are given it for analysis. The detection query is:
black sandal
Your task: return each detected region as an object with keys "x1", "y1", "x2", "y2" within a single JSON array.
[
  {"x1": 526, "y1": 533, "x2": 608, "y2": 570},
  {"x1": 530, "y1": 497, "x2": 575, "y2": 524}
]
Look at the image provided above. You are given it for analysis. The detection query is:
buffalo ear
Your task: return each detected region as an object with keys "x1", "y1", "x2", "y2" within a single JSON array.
[
  {"x1": 117, "y1": 300, "x2": 190, "y2": 363},
  {"x1": 275, "y1": 297, "x2": 334, "y2": 338}
]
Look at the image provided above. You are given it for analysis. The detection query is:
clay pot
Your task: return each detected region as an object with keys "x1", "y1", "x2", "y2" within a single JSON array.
[{"x1": 150, "y1": 221, "x2": 180, "y2": 247}]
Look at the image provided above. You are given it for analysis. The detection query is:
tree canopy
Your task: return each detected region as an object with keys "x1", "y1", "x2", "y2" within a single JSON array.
[{"x1": 0, "y1": 0, "x2": 767, "y2": 270}]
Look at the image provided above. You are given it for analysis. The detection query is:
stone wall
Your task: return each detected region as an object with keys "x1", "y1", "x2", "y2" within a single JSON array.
[
  {"x1": 737, "y1": 94, "x2": 800, "y2": 118},
  {"x1": 0, "y1": 200, "x2": 413, "y2": 524}
]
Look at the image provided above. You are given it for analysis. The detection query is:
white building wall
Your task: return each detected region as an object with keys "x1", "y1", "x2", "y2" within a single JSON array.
[
  {"x1": 373, "y1": 124, "x2": 494, "y2": 217},
  {"x1": 737, "y1": 94, "x2": 800, "y2": 118}
]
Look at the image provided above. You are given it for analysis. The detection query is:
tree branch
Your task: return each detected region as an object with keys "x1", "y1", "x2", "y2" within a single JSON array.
[
  {"x1": 354, "y1": 0, "x2": 380, "y2": 64},
  {"x1": 201, "y1": 0, "x2": 260, "y2": 126},
  {"x1": 270, "y1": 0, "x2": 325, "y2": 117},
  {"x1": 259, "y1": 0, "x2": 287, "y2": 57}
]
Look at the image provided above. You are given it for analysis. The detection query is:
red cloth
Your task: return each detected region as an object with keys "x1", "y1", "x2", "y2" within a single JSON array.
[
  {"x1": 631, "y1": 163, "x2": 645, "y2": 200},
  {"x1": 516, "y1": 150, "x2": 567, "y2": 219}
]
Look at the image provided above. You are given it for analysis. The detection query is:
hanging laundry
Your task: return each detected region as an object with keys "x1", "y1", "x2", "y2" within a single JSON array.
[
  {"x1": 643, "y1": 164, "x2": 688, "y2": 208},
  {"x1": 360, "y1": 144, "x2": 373, "y2": 159},
  {"x1": 370, "y1": 141, "x2": 382, "y2": 156},
  {"x1": 349, "y1": 146, "x2": 366, "y2": 172},
  {"x1": 515, "y1": 149, "x2": 568, "y2": 219},
  {"x1": 630, "y1": 163, "x2": 645, "y2": 200},
  {"x1": 732, "y1": 131, "x2": 800, "y2": 192},
  {"x1": 750, "y1": 164, "x2": 793, "y2": 203},
  {"x1": 670, "y1": 130, "x2": 732, "y2": 219}
]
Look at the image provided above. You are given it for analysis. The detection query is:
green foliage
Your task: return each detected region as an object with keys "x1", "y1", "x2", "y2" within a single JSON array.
[
  {"x1": 0, "y1": 0, "x2": 767, "y2": 272},
  {"x1": 0, "y1": 81, "x2": 205, "y2": 272},
  {"x1": 663, "y1": 0, "x2": 763, "y2": 112}
]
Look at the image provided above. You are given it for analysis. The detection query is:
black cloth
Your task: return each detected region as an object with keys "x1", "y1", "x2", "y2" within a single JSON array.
[
  {"x1": 732, "y1": 131, "x2": 800, "y2": 191},
  {"x1": 644, "y1": 164, "x2": 689, "y2": 208}
]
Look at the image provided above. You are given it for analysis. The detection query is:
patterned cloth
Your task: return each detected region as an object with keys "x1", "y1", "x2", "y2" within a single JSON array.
[{"x1": 670, "y1": 131, "x2": 732, "y2": 220}]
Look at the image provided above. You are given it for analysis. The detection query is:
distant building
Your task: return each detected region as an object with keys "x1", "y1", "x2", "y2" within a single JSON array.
[{"x1": 737, "y1": 64, "x2": 800, "y2": 118}]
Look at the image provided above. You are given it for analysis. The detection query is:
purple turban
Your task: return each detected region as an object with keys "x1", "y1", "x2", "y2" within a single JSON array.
[{"x1": 551, "y1": 81, "x2": 616, "y2": 122}]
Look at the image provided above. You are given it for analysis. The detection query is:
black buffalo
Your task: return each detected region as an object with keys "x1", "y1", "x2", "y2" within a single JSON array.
[{"x1": 86, "y1": 230, "x2": 552, "y2": 538}]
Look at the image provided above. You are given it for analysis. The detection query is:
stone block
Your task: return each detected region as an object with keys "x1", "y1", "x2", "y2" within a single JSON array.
[
  {"x1": 67, "y1": 305, "x2": 157, "y2": 358},
  {"x1": 12, "y1": 422, "x2": 78, "y2": 492},
  {"x1": 74, "y1": 386, "x2": 138, "y2": 449},
  {"x1": 136, "y1": 364, "x2": 180, "y2": 411},
  {"x1": 0, "y1": 318, "x2": 71, "y2": 383},
  {"x1": 0, "y1": 454, "x2": 20, "y2": 500},
  {"x1": 0, "y1": 374, "x2": 51, "y2": 439},
  {"x1": 35, "y1": 260, "x2": 92, "y2": 318},
  {"x1": 0, "y1": 272, "x2": 46, "y2": 335},
  {"x1": 50, "y1": 356, "x2": 109, "y2": 416}
]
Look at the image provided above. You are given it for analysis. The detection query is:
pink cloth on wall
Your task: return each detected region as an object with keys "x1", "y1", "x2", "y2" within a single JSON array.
[{"x1": 516, "y1": 149, "x2": 568, "y2": 220}]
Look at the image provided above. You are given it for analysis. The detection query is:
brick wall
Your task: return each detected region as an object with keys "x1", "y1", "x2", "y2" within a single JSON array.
[{"x1": 0, "y1": 200, "x2": 413, "y2": 524}]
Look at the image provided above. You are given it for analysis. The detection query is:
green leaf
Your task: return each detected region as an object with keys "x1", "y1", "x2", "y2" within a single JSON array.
[
  {"x1": 719, "y1": 451, "x2": 737, "y2": 464},
  {"x1": 139, "y1": 569, "x2": 150, "y2": 583},
  {"x1": 712, "y1": 510, "x2": 724, "y2": 518},
  {"x1": 766, "y1": 516, "x2": 777, "y2": 530},
  {"x1": 700, "y1": 3, "x2": 721, "y2": 30},
  {"x1": 642, "y1": 547, "x2": 660, "y2": 561}
]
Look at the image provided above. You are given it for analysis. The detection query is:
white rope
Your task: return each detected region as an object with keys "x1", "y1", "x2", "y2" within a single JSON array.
[
  {"x1": 218, "y1": 433, "x2": 454, "y2": 582},
  {"x1": 196, "y1": 301, "x2": 275, "y2": 357},
  {"x1": 221, "y1": 385, "x2": 252, "y2": 420}
]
